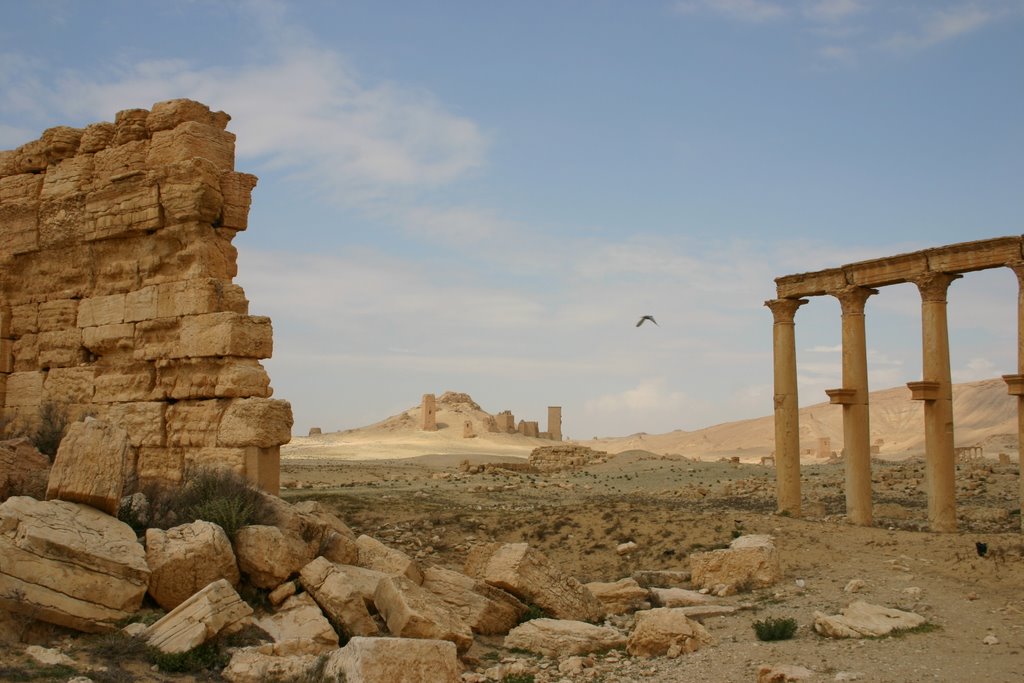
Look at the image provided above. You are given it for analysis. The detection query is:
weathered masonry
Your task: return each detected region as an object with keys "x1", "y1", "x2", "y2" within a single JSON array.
[
  {"x1": 0, "y1": 99, "x2": 292, "y2": 494},
  {"x1": 767, "y1": 236, "x2": 1024, "y2": 532}
]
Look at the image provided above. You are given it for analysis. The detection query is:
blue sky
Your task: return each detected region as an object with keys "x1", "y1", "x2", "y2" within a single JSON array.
[{"x1": 2, "y1": 1, "x2": 1022, "y2": 438}]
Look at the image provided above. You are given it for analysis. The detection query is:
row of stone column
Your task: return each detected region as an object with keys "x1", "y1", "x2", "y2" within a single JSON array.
[{"x1": 767, "y1": 266, "x2": 1024, "y2": 533}]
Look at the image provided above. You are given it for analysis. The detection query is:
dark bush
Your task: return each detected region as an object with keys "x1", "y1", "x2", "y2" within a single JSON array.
[
  {"x1": 752, "y1": 616, "x2": 798, "y2": 641},
  {"x1": 148, "y1": 467, "x2": 273, "y2": 539}
]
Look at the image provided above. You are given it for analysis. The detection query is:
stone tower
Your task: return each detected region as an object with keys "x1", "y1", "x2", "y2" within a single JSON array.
[
  {"x1": 547, "y1": 406, "x2": 562, "y2": 441},
  {"x1": 421, "y1": 393, "x2": 437, "y2": 431}
]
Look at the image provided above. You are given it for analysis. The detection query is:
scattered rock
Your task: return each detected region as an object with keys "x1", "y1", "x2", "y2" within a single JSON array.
[
  {"x1": 626, "y1": 607, "x2": 713, "y2": 657},
  {"x1": 145, "y1": 520, "x2": 240, "y2": 610},
  {"x1": 813, "y1": 601, "x2": 926, "y2": 639},
  {"x1": 144, "y1": 578, "x2": 253, "y2": 653},
  {"x1": 504, "y1": 618, "x2": 627, "y2": 657},
  {"x1": 585, "y1": 578, "x2": 650, "y2": 614},
  {"x1": 689, "y1": 534, "x2": 781, "y2": 595},
  {"x1": 323, "y1": 636, "x2": 461, "y2": 683},
  {"x1": 757, "y1": 663, "x2": 815, "y2": 682}
]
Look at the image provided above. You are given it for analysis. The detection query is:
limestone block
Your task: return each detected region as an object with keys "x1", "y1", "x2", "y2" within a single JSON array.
[
  {"x1": 14, "y1": 139, "x2": 47, "y2": 173},
  {"x1": 37, "y1": 328, "x2": 85, "y2": 368},
  {"x1": 146, "y1": 99, "x2": 229, "y2": 134},
  {"x1": 374, "y1": 575, "x2": 474, "y2": 653},
  {"x1": 82, "y1": 322, "x2": 135, "y2": 356},
  {"x1": 0, "y1": 438, "x2": 50, "y2": 499},
  {"x1": 46, "y1": 419, "x2": 131, "y2": 516},
  {"x1": 146, "y1": 520, "x2": 241, "y2": 611},
  {"x1": 626, "y1": 608, "x2": 713, "y2": 657},
  {"x1": 184, "y1": 446, "x2": 247, "y2": 476},
  {"x1": 36, "y1": 299, "x2": 77, "y2": 332},
  {"x1": 356, "y1": 534, "x2": 423, "y2": 583},
  {"x1": 38, "y1": 192, "x2": 90, "y2": 248},
  {"x1": 77, "y1": 293, "x2": 126, "y2": 327},
  {"x1": 78, "y1": 122, "x2": 115, "y2": 153},
  {"x1": 323, "y1": 637, "x2": 461, "y2": 683},
  {"x1": 0, "y1": 496, "x2": 150, "y2": 633},
  {"x1": 12, "y1": 334, "x2": 39, "y2": 372},
  {"x1": 10, "y1": 303, "x2": 38, "y2": 336},
  {"x1": 165, "y1": 400, "x2": 225, "y2": 447},
  {"x1": 504, "y1": 618, "x2": 627, "y2": 657},
  {"x1": 585, "y1": 578, "x2": 651, "y2": 615},
  {"x1": 178, "y1": 312, "x2": 273, "y2": 359},
  {"x1": 124, "y1": 285, "x2": 158, "y2": 322},
  {"x1": 813, "y1": 601, "x2": 926, "y2": 639},
  {"x1": 421, "y1": 566, "x2": 527, "y2": 635},
  {"x1": 88, "y1": 237, "x2": 144, "y2": 295},
  {"x1": 222, "y1": 647, "x2": 322, "y2": 683},
  {"x1": 464, "y1": 542, "x2": 606, "y2": 622},
  {"x1": 113, "y1": 108, "x2": 150, "y2": 146},
  {"x1": 153, "y1": 278, "x2": 249, "y2": 318},
  {"x1": 91, "y1": 139, "x2": 149, "y2": 185},
  {"x1": 158, "y1": 157, "x2": 224, "y2": 224},
  {"x1": 84, "y1": 172, "x2": 162, "y2": 241},
  {"x1": 40, "y1": 155, "x2": 94, "y2": 203},
  {"x1": 5, "y1": 371, "x2": 44, "y2": 407},
  {"x1": 43, "y1": 366, "x2": 96, "y2": 404},
  {"x1": 220, "y1": 172, "x2": 258, "y2": 230},
  {"x1": 93, "y1": 361, "x2": 156, "y2": 403},
  {"x1": 144, "y1": 578, "x2": 254, "y2": 654},
  {"x1": 0, "y1": 196, "x2": 38, "y2": 254},
  {"x1": 254, "y1": 592, "x2": 339, "y2": 654},
  {"x1": 245, "y1": 445, "x2": 280, "y2": 494},
  {"x1": 41, "y1": 128, "x2": 84, "y2": 168},
  {"x1": 139, "y1": 222, "x2": 239, "y2": 284},
  {"x1": 289, "y1": 500, "x2": 358, "y2": 563},
  {"x1": 650, "y1": 587, "x2": 717, "y2": 608},
  {"x1": 0, "y1": 172, "x2": 42, "y2": 203},
  {"x1": 299, "y1": 557, "x2": 384, "y2": 637},
  {"x1": 104, "y1": 401, "x2": 166, "y2": 447},
  {"x1": 0, "y1": 337, "x2": 13, "y2": 373},
  {"x1": 757, "y1": 664, "x2": 816, "y2": 683},
  {"x1": 234, "y1": 524, "x2": 315, "y2": 589},
  {"x1": 689, "y1": 534, "x2": 781, "y2": 596},
  {"x1": 133, "y1": 317, "x2": 181, "y2": 361},
  {"x1": 0, "y1": 149, "x2": 18, "y2": 178},
  {"x1": 7, "y1": 244, "x2": 92, "y2": 300},
  {"x1": 218, "y1": 398, "x2": 293, "y2": 448},
  {"x1": 136, "y1": 446, "x2": 184, "y2": 484},
  {"x1": 147, "y1": 121, "x2": 236, "y2": 171}
]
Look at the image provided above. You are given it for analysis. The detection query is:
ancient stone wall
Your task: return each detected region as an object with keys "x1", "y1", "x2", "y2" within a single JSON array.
[{"x1": 0, "y1": 99, "x2": 291, "y2": 493}]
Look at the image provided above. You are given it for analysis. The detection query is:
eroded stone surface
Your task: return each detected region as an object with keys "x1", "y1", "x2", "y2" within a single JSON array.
[
  {"x1": 145, "y1": 520, "x2": 240, "y2": 610},
  {"x1": 504, "y1": 618, "x2": 627, "y2": 657}
]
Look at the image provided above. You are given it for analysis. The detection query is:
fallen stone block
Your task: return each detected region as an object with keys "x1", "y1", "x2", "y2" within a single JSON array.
[
  {"x1": 254, "y1": 591, "x2": 338, "y2": 654},
  {"x1": 221, "y1": 647, "x2": 323, "y2": 683},
  {"x1": 758, "y1": 663, "x2": 816, "y2": 682},
  {"x1": 689, "y1": 534, "x2": 781, "y2": 595},
  {"x1": 585, "y1": 578, "x2": 650, "y2": 615},
  {"x1": 234, "y1": 524, "x2": 315, "y2": 589},
  {"x1": 323, "y1": 637, "x2": 461, "y2": 683},
  {"x1": 144, "y1": 578, "x2": 253, "y2": 653},
  {"x1": 356, "y1": 534, "x2": 424, "y2": 583},
  {"x1": 813, "y1": 600, "x2": 926, "y2": 639},
  {"x1": 299, "y1": 557, "x2": 383, "y2": 637},
  {"x1": 503, "y1": 618, "x2": 626, "y2": 657},
  {"x1": 626, "y1": 607, "x2": 713, "y2": 657},
  {"x1": 422, "y1": 566, "x2": 527, "y2": 635},
  {"x1": 650, "y1": 587, "x2": 716, "y2": 608},
  {"x1": 0, "y1": 496, "x2": 149, "y2": 633},
  {"x1": 374, "y1": 575, "x2": 474, "y2": 653},
  {"x1": 45, "y1": 418, "x2": 130, "y2": 516},
  {"x1": 145, "y1": 520, "x2": 240, "y2": 611}
]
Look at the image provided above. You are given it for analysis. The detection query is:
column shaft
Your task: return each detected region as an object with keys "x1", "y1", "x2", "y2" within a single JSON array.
[
  {"x1": 914, "y1": 273, "x2": 960, "y2": 533},
  {"x1": 1009, "y1": 263, "x2": 1024, "y2": 532},
  {"x1": 766, "y1": 298, "x2": 808, "y2": 516}
]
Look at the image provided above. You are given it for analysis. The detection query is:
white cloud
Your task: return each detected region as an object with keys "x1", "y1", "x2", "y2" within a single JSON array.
[
  {"x1": 952, "y1": 356, "x2": 999, "y2": 382},
  {"x1": 807, "y1": 344, "x2": 842, "y2": 353},
  {"x1": 673, "y1": 0, "x2": 787, "y2": 22},
  {"x1": 584, "y1": 378, "x2": 697, "y2": 435},
  {"x1": 884, "y1": 5, "x2": 993, "y2": 51},
  {"x1": 804, "y1": 0, "x2": 864, "y2": 23}
]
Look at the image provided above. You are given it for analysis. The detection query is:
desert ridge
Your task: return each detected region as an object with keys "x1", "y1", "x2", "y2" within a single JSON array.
[{"x1": 284, "y1": 377, "x2": 1017, "y2": 463}]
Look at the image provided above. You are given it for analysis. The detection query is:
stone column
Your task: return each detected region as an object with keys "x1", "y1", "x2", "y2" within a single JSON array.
[
  {"x1": 910, "y1": 272, "x2": 960, "y2": 533},
  {"x1": 421, "y1": 393, "x2": 437, "y2": 431},
  {"x1": 1002, "y1": 262, "x2": 1024, "y2": 531},
  {"x1": 826, "y1": 286, "x2": 877, "y2": 526},
  {"x1": 547, "y1": 406, "x2": 563, "y2": 441},
  {"x1": 765, "y1": 298, "x2": 808, "y2": 516}
]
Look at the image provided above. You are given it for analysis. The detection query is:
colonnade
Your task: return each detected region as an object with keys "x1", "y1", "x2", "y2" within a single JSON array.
[{"x1": 766, "y1": 237, "x2": 1024, "y2": 532}]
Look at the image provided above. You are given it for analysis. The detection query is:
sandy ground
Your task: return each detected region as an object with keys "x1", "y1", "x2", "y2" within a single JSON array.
[{"x1": 278, "y1": 442, "x2": 1024, "y2": 683}]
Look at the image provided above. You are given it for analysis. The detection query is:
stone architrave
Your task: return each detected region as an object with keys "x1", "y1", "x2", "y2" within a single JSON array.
[
  {"x1": 421, "y1": 394, "x2": 437, "y2": 431},
  {"x1": 299, "y1": 557, "x2": 383, "y2": 637},
  {"x1": 45, "y1": 418, "x2": 130, "y2": 516},
  {"x1": 421, "y1": 566, "x2": 527, "y2": 635},
  {"x1": 373, "y1": 575, "x2": 474, "y2": 653},
  {"x1": 145, "y1": 520, "x2": 240, "y2": 611},
  {"x1": 463, "y1": 542, "x2": 605, "y2": 622},
  {"x1": 503, "y1": 618, "x2": 627, "y2": 657},
  {"x1": 0, "y1": 496, "x2": 150, "y2": 633},
  {"x1": 689, "y1": 534, "x2": 781, "y2": 595},
  {"x1": 626, "y1": 608, "x2": 713, "y2": 657},
  {"x1": 323, "y1": 637, "x2": 461, "y2": 683},
  {"x1": 144, "y1": 578, "x2": 254, "y2": 654}
]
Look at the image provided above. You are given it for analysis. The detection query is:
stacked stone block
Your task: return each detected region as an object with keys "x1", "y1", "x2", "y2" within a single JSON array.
[{"x1": 0, "y1": 99, "x2": 291, "y2": 493}]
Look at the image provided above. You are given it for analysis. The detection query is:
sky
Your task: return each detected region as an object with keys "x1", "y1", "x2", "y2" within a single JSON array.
[{"x1": 2, "y1": 0, "x2": 1022, "y2": 439}]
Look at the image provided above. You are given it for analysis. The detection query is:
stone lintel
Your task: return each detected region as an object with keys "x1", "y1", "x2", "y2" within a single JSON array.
[
  {"x1": 1002, "y1": 374, "x2": 1024, "y2": 396},
  {"x1": 775, "y1": 269, "x2": 846, "y2": 299},
  {"x1": 825, "y1": 388, "x2": 857, "y2": 405},
  {"x1": 926, "y1": 236, "x2": 1023, "y2": 274},
  {"x1": 907, "y1": 381, "x2": 941, "y2": 401}
]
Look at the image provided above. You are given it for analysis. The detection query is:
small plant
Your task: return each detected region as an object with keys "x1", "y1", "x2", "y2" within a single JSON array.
[
  {"x1": 503, "y1": 675, "x2": 535, "y2": 683},
  {"x1": 150, "y1": 640, "x2": 227, "y2": 673},
  {"x1": 518, "y1": 603, "x2": 548, "y2": 623},
  {"x1": 753, "y1": 616, "x2": 798, "y2": 641},
  {"x1": 31, "y1": 401, "x2": 69, "y2": 461},
  {"x1": 152, "y1": 467, "x2": 272, "y2": 539}
]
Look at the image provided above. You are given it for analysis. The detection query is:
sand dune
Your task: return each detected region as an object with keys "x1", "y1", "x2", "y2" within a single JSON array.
[{"x1": 284, "y1": 378, "x2": 1018, "y2": 462}]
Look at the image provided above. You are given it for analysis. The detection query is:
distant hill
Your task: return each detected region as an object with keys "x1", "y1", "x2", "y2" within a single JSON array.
[{"x1": 579, "y1": 378, "x2": 1018, "y2": 461}]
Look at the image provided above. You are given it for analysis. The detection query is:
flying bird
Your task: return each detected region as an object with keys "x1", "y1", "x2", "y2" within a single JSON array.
[{"x1": 636, "y1": 315, "x2": 658, "y2": 327}]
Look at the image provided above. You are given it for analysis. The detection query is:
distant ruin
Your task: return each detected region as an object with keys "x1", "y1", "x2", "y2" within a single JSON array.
[
  {"x1": 767, "y1": 236, "x2": 1024, "y2": 532},
  {"x1": 0, "y1": 99, "x2": 292, "y2": 494},
  {"x1": 420, "y1": 394, "x2": 563, "y2": 441}
]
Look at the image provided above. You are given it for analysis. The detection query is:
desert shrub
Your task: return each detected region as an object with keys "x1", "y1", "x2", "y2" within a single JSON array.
[
  {"x1": 503, "y1": 675, "x2": 535, "y2": 683},
  {"x1": 752, "y1": 616, "x2": 798, "y2": 641},
  {"x1": 518, "y1": 604, "x2": 548, "y2": 623},
  {"x1": 150, "y1": 640, "x2": 227, "y2": 673},
  {"x1": 153, "y1": 467, "x2": 272, "y2": 538},
  {"x1": 30, "y1": 401, "x2": 68, "y2": 461}
]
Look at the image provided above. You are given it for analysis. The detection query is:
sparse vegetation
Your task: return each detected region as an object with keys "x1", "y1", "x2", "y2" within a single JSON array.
[
  {"x1": 29, "y1": 401, "x2": 69, "y2": 461},
  {"x1": 752, "y1": 616, "x2": 798, "y2": 641},
  {"x1": 519, "y1": 604, "x2": 548, "y2": 623},
  {"x1": 503, "y1": 675, "x2": 536, "y2": 683},
  {"x1": 148, "y1": 467, "x2": 273, "y2": 539},
  {"x1": 149, "y1": 641, "x2": 227, "y2": 673}
]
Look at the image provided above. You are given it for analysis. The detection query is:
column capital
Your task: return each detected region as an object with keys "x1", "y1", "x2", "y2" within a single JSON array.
[
  {"x1": 829, "y1": 285, "x2": 878, "y2": 316},
  {"x1": 912, "y1": 271, "x2": 961, "y2": 303},
  {"x1": 764, "y1": 298, "x2": 808, "y2": 324}
]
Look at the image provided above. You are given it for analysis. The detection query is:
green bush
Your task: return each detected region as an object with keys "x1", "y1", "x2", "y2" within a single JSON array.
[
  {"x1": 149, "y1": 467, "x2": 272, "y2": 539},
  {"x1": 31, "y1": 401, "x2": 68, "y2": 461},
  {"x1": 518, "y1": 604, "x2": 548, "y2": 623},
  {"x1": 753, "y1": 616, "x2": 798, "y2": 641},
  {"x1": 150, "y1": 641, "x2": 227, "y2": 673}
]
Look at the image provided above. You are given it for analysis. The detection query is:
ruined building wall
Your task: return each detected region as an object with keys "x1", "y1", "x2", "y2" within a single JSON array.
[{"x1": 0, "y1": 99, "x2": 292, "y2": 493}]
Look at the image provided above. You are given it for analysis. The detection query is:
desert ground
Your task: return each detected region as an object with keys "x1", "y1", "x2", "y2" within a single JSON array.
[{"x1": 272, "y1": 383, "x2": 1024, "y2": 683}]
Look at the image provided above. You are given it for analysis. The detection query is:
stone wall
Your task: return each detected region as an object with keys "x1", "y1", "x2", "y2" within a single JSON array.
[{"x1": 0, "y1": 99, "x2": 291, "y2": 493}]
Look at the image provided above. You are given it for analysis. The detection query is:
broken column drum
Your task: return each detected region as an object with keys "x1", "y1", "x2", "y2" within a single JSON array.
[
  {"x1": 0, "y1": 99, "x2": 293, "y2": 494},
  {"x1": 770, "y1": 236, "x2": 1024, "y2": 532}
]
